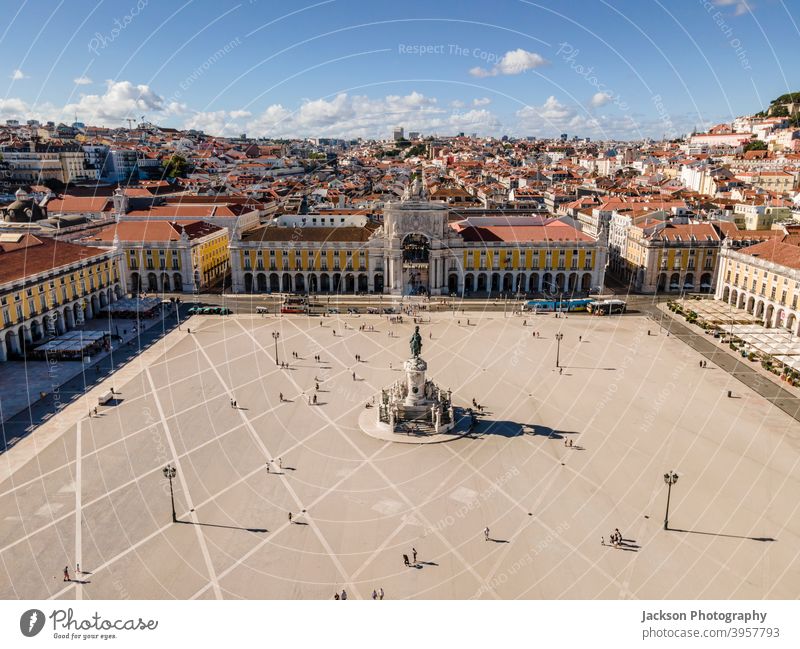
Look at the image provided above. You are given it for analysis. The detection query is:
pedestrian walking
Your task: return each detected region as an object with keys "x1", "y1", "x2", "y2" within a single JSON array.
[
  {"x1": 76, "y1": 563, "x2": 80, "y2": 574},
  {"x1": 233, "y1": 400, "x2": 237, "y2": 408},
  {"x1": 559, "y1": 367, "x2": 563, "y2": 375},
  {"x1": 403, "y1": 554, "x2": 410, "y2": 567},
  {"x1": 352, "y1": 371, "x2": 356, "y2": 381},
  {"x1": 279, "y1": 392, "x2": 284, "y2": 402},
  {"x1": 63, "y1": 566, "x2": 70, "y2": 582},
  {"x1": 484, "y1": 526, "x2": 490, "y2": 541},
  {"x1": 379, "y1": 587, "x2": 384, "y2": 600},
  {"x1": 601, "y1": 537, "x2": 604, "y2": 546},
  {"x1": 93, "y1": 407, "x2": 98, "y2": 416},
  {"x1": 313, "y1": 394, "x2": 317, "y2": 405},
  {"x1": 266, "y1": 462, "x2": 270, "y2": 473},
  {"x1": 288, "y1": 512, "x2": 293, "y2": 524},
  {"x1": 372, "y1": 589, "x2": 378, "y2": 600},
  {"x1": 412, "y1": 547, "x2": 417, "y2": 564},
  {"x1": 278, "y1": 457, "x2": 282, "y2": 469},
  {"x1": 578, "y1": 335, "x2": 582, "y2": 342},
  {"x1": 334, "y1": 593, "x2": 339, "y2": 600},
  {"x1": 315, "y1": 382, "x2": 319, "y2": 391},
  {"x1": 341, "y1": 589, "x2": 347, "y2": 600}
]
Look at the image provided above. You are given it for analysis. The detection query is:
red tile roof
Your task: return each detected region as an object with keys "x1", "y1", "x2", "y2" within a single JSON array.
[
  {"x1": 0, "y1": 234, "x2": 109, "y2": 283},
  {"x1": 85, "y1": 220, "x2": 224, "y2": 243},
  {"x1": 46, "y1": 196, "x2": 113, "y2": 213},
  {"x1": 454, "y1": 223, "x2": 592, "y2": 244},
  {"x1": 741, "y1": 238, "x2": 800, "y2": 270}
]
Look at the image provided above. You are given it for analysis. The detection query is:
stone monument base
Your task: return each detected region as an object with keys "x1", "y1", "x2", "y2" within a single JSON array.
[{"x1": 359, "y1": 406, "x2": 473, "y2": 444}]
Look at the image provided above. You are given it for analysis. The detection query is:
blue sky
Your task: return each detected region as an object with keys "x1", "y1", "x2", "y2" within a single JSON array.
[{"x1": 0, "y1": 0, "x2": 797, "y2": 139}]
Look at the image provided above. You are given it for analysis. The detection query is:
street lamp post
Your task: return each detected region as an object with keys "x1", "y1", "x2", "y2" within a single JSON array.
[
  {"x1": 663, "y1": 470, "x2": 679, "y2": 530},
  {"x1": 162, "y1": 464, "x2": 177, "y2": 523},
  {"x1": 272, "y1": 331, "x2": 280, "y2": 366},
  {"x1": 555, "y1": 332, "x2": 564, "y2": 368}
]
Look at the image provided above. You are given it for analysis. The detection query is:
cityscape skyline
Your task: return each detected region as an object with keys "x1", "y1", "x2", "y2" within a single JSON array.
[{"x1": 0, "y1": 0, "x2": 797, "y2": 139}]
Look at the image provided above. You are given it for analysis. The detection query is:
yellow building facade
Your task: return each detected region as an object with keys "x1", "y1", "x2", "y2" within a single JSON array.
[{"x1": 0, "y1": 233, "x2": 121, "y2": 361}]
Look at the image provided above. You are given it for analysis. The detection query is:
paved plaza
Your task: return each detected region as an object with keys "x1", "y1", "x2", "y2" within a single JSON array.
[{"x1": 1, "y1": 310, "x2": 799, "y2": 599}]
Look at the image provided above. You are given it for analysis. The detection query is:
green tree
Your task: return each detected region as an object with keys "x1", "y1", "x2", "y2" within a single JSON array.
[
  {"x1": 163, "y1": 154, "x2": 190, "y2": 178},
  {"x1": 404, "y1": 143, "x2": 427, "y2": 158},
  {"x1": 744, "y1": 139, "x2": 767, "y2": 152}
]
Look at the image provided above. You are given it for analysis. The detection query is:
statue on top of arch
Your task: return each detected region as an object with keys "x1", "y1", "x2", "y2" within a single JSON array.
[{"x1": 403, "y1": 174, "x2": 426, "y2": 201}]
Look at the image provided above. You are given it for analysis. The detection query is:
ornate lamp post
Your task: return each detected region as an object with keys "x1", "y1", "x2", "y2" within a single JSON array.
[
  {"x1": 555, "y1": 332, "x2": 564, "y2": 368},
  {"x1": 663, "y1": 471, "x2": 679, "y2": 530},
  {"x1": 162, "y1": 464, "x2": 177, "y2": 523},
  {"x1": 272, "y1": 331, "x2": 280, "y2": 366}
]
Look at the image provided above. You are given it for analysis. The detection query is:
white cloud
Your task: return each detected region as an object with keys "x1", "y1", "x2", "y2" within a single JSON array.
[
  {"x1": 10, "y1": 69, "x2": 26, "y2": 80},
  {"x1": 73, "y1": 76, "x2": 92, "y2": 86},
  {"x1": 468, "y1": 66, "x2": 492, "y2": 79},
  {"x1": 243, "y1": 91, "x2": 500, "y2": 138},
  {"x1": 514, "y1": 95, "x2": 700, "y2": 139},
  {"x1": 229, "y1": 109, "x2": 252, "y2": 119},
  {"x1": 712, "y1": 0, "x2": 753, "y2": 15},
  {"x1": 469, "y1": 49, "x2": 547, "y2": 77},
  {"x1": 0, "y1": 97, "x2": 29, "y2": 116},
  {"x1": 182, "y1": 110, "x2": 242, "y2": 136},
  {"x1": 473, "y1": 97, "x2": 491, "y2": 106},
  {"x1": 590, "y1": 92, "x2": 611, "y2": 108},
  {"x1": 63, "y1": 80, "x2": 165, "y2": 124}
]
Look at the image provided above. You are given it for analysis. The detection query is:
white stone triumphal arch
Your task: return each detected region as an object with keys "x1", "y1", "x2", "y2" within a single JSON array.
[{"x1": 380, "y1": 196, "x2": 462, "y2": 296}]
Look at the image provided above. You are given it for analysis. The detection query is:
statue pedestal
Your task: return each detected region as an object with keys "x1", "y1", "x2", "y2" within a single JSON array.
[{"x1": 403, "y1": 356, "x2": 428, "y2": 406}]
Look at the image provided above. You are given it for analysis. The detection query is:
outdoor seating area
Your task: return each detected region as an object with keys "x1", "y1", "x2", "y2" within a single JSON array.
[
  {"x1": 99, "y1": 296, "x2": 163, "y2": 318},
  {"x1": 30, "y1": 330, "x2": 110, "y2": 361},
  {"x1": 667, "y1": 300, "x2": 800, "y2": 386},
  {"x1": 669, "y1": 297, "x2": 758, "y2": 325}
]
